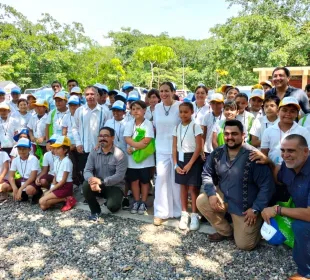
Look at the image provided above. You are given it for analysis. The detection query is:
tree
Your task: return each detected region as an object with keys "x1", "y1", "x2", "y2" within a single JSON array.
[{"x1": 134, "y1": 45, "x2": 176, "y2": 88}]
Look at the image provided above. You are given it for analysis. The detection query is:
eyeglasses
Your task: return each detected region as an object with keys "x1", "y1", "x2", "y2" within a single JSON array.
[{"x1": 98, "y1": 134, "x2": 111, "y2": 138}]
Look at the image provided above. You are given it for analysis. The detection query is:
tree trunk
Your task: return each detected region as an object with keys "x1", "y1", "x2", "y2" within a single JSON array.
[{"x1": 150, "y1": 62, "x2": 154, "y2": 89}]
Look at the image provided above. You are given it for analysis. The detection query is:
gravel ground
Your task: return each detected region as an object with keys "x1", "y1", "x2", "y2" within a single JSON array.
[{"x1": 0, "y1": 198, "x2": 297, "y2": 280}]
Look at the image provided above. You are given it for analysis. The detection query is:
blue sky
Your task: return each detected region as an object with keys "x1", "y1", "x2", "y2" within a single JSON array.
[{"x1": 2, "y1": 0, "x2": 240, "y2": 45}]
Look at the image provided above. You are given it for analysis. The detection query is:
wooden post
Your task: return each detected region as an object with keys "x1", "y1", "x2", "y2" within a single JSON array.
[{"x1": 302, "y1": 70, "x2": 309, "y2": 90}]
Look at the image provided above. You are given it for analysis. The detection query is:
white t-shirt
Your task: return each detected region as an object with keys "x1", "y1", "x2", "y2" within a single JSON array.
[
  {"x1": 250, "y1": 115, "x2": 279, "y2": 141},
  {"x1": 0, "y1": 151, "x2": 10, "y2": 180},
  {"x1": 104, "y1": 118, "x2": 127, "y2": 153},
  {"x1": 0, "y1": 116, "x2": 20, "y2": 148},
  {"x1": 46, "y1": 109, "x2": 69, "y2": 136},
  {"x1": 123, "y1": 118, "x2": 155, "y2": 168},
  {"x1": 236, "y1": 111, "x2": 255, "y2": 142},
  {"x1": 62, "y1": 114, "x2": 76, "y2": 145},
  {"x1": 261, "y1": 122, "x2": 310, "y2": 165},
  {"x1": 12, "y1": 111, "x2": 32, "y2": 129},
  {"x1": 145, "y1": 106, "x2": 155, "y2": 121},
  {"x1": 153, "y1": 101, "x2": 181, "y2": 154},
  {"x1": 54, "y1": 156, "x2": 73, "y2": 183},
  {"x1": 202, "y1": 112, "x2": 225, "y2": 153},
  {"x1": 172, "y1": 121, "x2": 203, "y2": 153},
  {"x1": 43, "y1": 151, "x2": 58, "y2": 175},
  {"x1": 298, "y1": 114, "x2": 310, "y2": 134},
  {"x1": 27, "y1": 114, "x2": 48, "y2": 144},
  {"x1": 192, "y1": 102, "x2": 210, "y2": 126},
  {"x1": 10, "y1": 155, "x2": 40, "y2": 179}
]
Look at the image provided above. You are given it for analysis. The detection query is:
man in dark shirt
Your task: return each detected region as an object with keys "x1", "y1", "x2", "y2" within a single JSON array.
[
  {"x1": 262, "y1": 134, "x2": 310, "y2": 280},
  {"x1": 83, "y1": 127, "x2": 128, "y2": 222},
  {"x1": 265, "y1": 67, "x2": 310, "y2": 114},
  {"x1": 197, "y1": 120, "x2": 275, "y2": 250}
]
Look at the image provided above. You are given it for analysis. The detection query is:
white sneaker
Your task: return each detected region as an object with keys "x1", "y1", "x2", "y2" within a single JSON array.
[
  {"x1": 179, "y1": 211, "x2": 189, "y2": 230},
  {"x1": 189, "y1": 213, "x2": 200, "y2": 231}
]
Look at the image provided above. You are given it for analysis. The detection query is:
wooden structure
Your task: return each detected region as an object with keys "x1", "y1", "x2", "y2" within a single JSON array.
[{"x1": 253, "y1": 67, "x2": 310, "y2": 89}]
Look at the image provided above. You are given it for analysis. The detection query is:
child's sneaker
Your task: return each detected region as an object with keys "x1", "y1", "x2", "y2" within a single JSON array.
[
  {"x1": 179, "y1": 211, "x2": 189, "y2": 230},
  {"x1": 61, "y1": 196, "x2": 77, "y2": 212},
  {"x1": 138, "y1": 202, "x2": 147, "y2": 215},
  {"x1": 0, "y1": 192, "x2": 8, "y2": 202},
  {"x1": 122, "y1": 196, "x2": 130, "y2": 210},
  {"x1": 88, "y1": 213, "x2": 101, "y2": 222},
  {"x1": 189, "y1": 213, "x2": 200, "y2": 231},
  {"x1": 130, "y1": 201, "x2": 140, "y2": 214}
]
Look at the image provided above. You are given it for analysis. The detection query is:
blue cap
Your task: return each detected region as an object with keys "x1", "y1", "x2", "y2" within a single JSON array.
[
  {"x1": 0, "y1": 88, "x2": 5, "y2": 95},
  {"x1": 122, "y1": 82, "x2": 134, "y2": 91},
  {"x1": 47, "y1": 134, "x2": 58, "y2": 143},
  {"x1": 108, "y1": 89, "x2": 121, "y2": 96},
  {"x1": 115, "y1": 92, "x2": 127, "y2": 103},
  {"x1": 261, "y1": 218, "x2": 286, "y2": 245},
  {"x1": 68, "y1": 95, "x2": 81, "y2": 105},
  {"x1": 13, "y1": 128, "x2": 30, "y2": 142},
  {"x1": 183, "y1": 92, "x2": 195, "y2": 103},
  {"x1": 11, "y1": 87, "x2": 21, "y2": 94},
  {"x1": 16, "y1": 138, "x2": 31, "y2": 148},
  {"x1": 94, "y1": 83, "x2": 109, "y2": 93},
  {"x1": 127, "y1": 90, "x2": 140, "y2": 101},
  {"x1": 111, "y1": 100, "x2": 126, "y2": 111}
]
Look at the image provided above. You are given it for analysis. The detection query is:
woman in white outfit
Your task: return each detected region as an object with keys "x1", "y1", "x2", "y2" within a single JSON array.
[{"x1": 153, "y1": 82, "x2": 182, "y2": 225}]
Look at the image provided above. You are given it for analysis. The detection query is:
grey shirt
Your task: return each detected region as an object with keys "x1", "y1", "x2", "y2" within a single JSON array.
[
  {"x1": 202, "y1": 144, "x2": 275, "y2": 216},
  {"x1": 83, "y1": 146, "x2": 128, "y2": 190}
]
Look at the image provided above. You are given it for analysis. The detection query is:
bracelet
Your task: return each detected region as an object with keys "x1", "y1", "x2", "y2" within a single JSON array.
[
  {"x1": 274, "y1": 205, "x2": 279, "y2": 215},
  {"x1": 279, "y1": 206, "x2": 282, "y2": 216},
  {"x1": 174, "y1": 164, "x2": 179, "y2": 170}
]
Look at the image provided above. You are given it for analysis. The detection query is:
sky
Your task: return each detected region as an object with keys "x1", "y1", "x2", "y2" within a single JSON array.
[{"x1": 1, "y1": 0, "x2": 240, "y2": 45}]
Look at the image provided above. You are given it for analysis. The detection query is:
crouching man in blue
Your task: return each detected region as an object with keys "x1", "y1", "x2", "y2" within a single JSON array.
[
  {"x1": 197, "y1": 120, "x2": 275, "y2": 250},
  {"x1": 83, "y1": 127, "x2": 128, "y2": 222},
  {"x1": 261, "y1": 134, "x2": 310, "y2": 280}
]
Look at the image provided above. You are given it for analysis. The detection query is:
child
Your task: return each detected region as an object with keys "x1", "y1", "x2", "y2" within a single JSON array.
[
  {"x1": 0, "y1": 141, "x2": 10, "y2": 201},
  {"x1": 172, "y1": 102, "x2": 203, "y2": 230},
  {"x1": 45, "y1": 91, "x2": 69, "y2": 140},
  {"x1": 12, "y1": 99, "x2": 32, "y2": 128},
  {"x1": 0, "y1": 88, "x2": 5, "y2": 103},
  {"x1": 104, "y1": 100, "x2": 127, "y2": 153},
  {"x1": 225, "y1": 87, "x2": 239, "y2": 102},
  {"x1": 10, "y1": 128, "x2": 35, "y2": 159},
  {"x1": 28, "y1": 99, "x2": 49, "y2": 154},
  {"x1": 250, "y1": 96, "x2": 280, "y2": 148},
  {"x1": 124, "y1": 100, "x2": 155, "y2": 215},
  {"x1": 124, "y1": 90, "x2": 139, "y2": 122},
  {"x1": 39, "y1": 136, "x2": 76, "y2": 211},
  {"x1": 26, "y1": 94, "x2": 37, "y2": 115},
  {"x1": 3, "y1": 138, "x2": 41, "y2": 204},
  {"x1": 249, "y1": 89, "x2": 264, "y2": 119},
  {"x1": 202, "y1": 93, "x2": 225, "y2": 156},
  {"x1": 261, "y1": 97, "x2": 310, "y2": 166},
  {"x1": 35, "y1": 135, "x2": 58, "y2": 189},
  {"x1": 235, "y1": 93, "x2": 255, "y2": 143},
  {"x1": 212, "y1": 101, "x2": 239, "y2": 149},
  {"x1": 145, "y1": 89, "x2": 161, "y2": 122},
  {"x1": 0, "y1": 102, "x2": 20, "y2": 155}
]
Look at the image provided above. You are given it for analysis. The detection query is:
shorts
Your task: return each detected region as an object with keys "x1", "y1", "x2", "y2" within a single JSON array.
[
  {"x1": 52, "y1": 182, "x2": 73, "y2": 198},
  {"x1": 126, "y1": 167, "x2": 152, "y2": 184},
  {"x1": 15, "y1": 178, "x2": 40, "y2": 191},
  {"x1": 40, "y1": 174, "x2": 54, "y2": 185}
]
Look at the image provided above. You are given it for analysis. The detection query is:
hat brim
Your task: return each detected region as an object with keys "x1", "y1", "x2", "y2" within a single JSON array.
[
  {"x1": 16, "y1": 144, "x2": 30, "y2": 148},
  {"x1": 50, "y1": 143, "x2": 70, "y2": 148},
  {"x1": 128, "y1": 98, "x2": 139, "y2": 102},
  {"x1": 11, "y1": 92, "x2": 21, "y2": 95},
  {"x1": 0, "y1": 106, "x2": 10, "y2": 110},
  {"x1": 110, "y1": 106, "x2": 125, "y2": 111},
  {"x1": 108, "y1": 90, "x2": 118, "y2": 96},
  {"x1": 123, "y1": 86, "x2": 134, "y2": 91},
  {"x1": 210, "y1": 99, "x2": 224, "y2": 103},
  {"x1": 54, "y1": 97, "x2": 67, "y2": 101},
  {"x1": 46, "y1": 139, "x2": 56, "y2": 144},
  {"x1": 279, "y1": 103, "x2": 301, "y2": 111},
  {"x1": 68, "y1": 102, "x2": 80, "y2": 105},
  {"x1": 250, "y1": 95, "x2": 264, "y2": 100},
  {"x1": 34, "y1": 103, "x2": 48, "y2": 109},
  {"x1": 0, "y1": 92, "x2": 5, "y2": 95}
]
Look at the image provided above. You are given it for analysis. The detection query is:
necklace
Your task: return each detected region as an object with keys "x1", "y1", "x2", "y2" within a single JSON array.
[{"x1": 163, "y1": 103, "x2": 172, "y2": 116}]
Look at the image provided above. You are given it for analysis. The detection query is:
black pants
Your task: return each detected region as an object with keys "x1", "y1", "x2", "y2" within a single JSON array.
[
  {"x1": 83, "y1": 181, "x2": 123, "y2": 214},
  {"x1": 77, "y1": 152, "x2": 89, "y2": 184}
]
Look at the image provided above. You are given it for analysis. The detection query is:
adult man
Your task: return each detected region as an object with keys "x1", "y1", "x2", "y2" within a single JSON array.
[
  {"x1": 9, "y1": 87, "x2": 21, "y2": 113},
  {"x1": 48, "y1": 80, "x2": 63, "y2": 110},
  {"x1": 83, "y1": 127, "x2": 127, "y2": 221},
  {"x1": 305, "y1": 84, "x2": 310, "y2": 101},
  {"x1": 197, "y1": 120, "x2": 275, "y2": 250},
  {"x1": 72, "y1": 86, "x2": 107, "y2": 184},
  {"x1": 67, "y1": 79, "x2": 79, "y2": 93},
  {"x1": 261, "y1": 134, "x2": 310, "y2": 280},
  {"x1": 265, "y1": 67, "x2": 310, "y2": 114}
]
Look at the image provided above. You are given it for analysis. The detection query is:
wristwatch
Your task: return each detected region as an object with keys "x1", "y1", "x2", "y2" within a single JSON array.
[{"x1": 252, "y1": 209, "x2": 259, "y2": 215}]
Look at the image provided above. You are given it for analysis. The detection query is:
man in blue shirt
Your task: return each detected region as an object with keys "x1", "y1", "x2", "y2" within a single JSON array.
[
  {"x1": 262, "y1": 134, "x2": 310, "y2": 280},
  {"x1": 265, "y1": 67, "x2": 310, "y2": 114},
  {"x1": 197, "y1": 120, "x2": 275, "y2": 250}
]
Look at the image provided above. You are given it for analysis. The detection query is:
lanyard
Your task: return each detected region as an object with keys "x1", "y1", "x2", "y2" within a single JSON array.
[
  {"x1": 55, "y1": 158, "x2": 63, "y2": 174},
  {"x1": 20, "y1": 159, "x2": 28, "y2": 180},
  {"x1": 179, "y1": 122, "x2": 190, "y2": 147},
  {"x1": 195, "y1": 103, "x2": 203, "y2": 119},
  {"x1": 35, "y1": 114, "x2": 45, "y2": 134},
  {"x1": 1, "y1": 118, "x2": 10, "y2": 136},
  {"x1": 56, "y1": 111, "x2": 67, "y2": 128},
  {"x1": 113, "y1": 120, "x2": 122, "y2": 142}
]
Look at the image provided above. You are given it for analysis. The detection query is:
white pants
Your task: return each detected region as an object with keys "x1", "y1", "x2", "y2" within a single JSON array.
[{"x1": 154, "y1": 153, "x2": 181, "y2": 219}]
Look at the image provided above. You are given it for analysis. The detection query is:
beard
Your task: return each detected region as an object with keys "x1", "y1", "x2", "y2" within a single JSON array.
[{"x1": 225, "y1": 141, "x2": 243, "y2": 150}]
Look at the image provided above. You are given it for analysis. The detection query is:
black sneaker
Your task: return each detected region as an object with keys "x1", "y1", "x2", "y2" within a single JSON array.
[
  {"x1": 20, "y1": 191, "x2": 29, "y2": 202},
  {"x1": 122, "y1": 197, "x2": 130, "y2": 210},
  {"x1": 31, "y1": 189, "x2": 43, "y2": 205}
]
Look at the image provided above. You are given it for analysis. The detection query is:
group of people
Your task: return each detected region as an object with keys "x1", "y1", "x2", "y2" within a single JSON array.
[{"x1": 0, "y1": 67, "x2": 309, "y2": 279}]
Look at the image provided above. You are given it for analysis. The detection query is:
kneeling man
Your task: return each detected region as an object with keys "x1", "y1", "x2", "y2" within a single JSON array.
[
  {"x1": 83, "y1": 127, "x2": 128, "y2": 221},
  {"x1": 197, "y1": 120, "x2": 274, "y2": 250}
]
